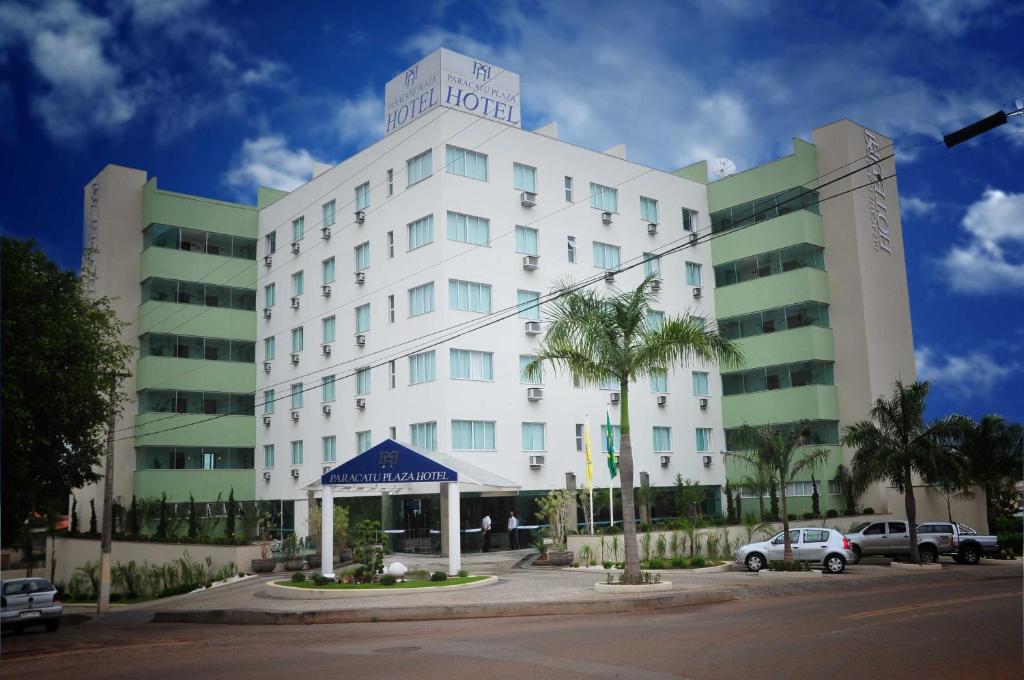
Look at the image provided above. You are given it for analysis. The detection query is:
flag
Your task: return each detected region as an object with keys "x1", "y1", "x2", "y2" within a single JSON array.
[
  {"x1": 605, "y1": 409, "x2": 618, "y2": 478},
  {"x1": 583, "y1": 415, "x2": 593, "y2": 487}
]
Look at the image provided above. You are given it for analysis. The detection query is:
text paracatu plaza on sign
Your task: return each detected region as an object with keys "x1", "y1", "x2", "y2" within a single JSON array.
[
  {"x1": 324, "y1": 471, "x2": 455, "y2": 484},
  {"x1": 386, "y1": 75, "x2": 519, "y2": 134}
]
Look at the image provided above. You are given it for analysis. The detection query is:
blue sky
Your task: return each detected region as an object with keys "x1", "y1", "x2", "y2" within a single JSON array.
[{"x1": 1, "y1": 0, "x2": 1022, "y2": 422}]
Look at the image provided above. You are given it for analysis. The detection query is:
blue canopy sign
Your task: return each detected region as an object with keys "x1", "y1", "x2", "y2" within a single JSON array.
[{"x1": 321, "y1": 439, "x2": 458, "y2": 485}]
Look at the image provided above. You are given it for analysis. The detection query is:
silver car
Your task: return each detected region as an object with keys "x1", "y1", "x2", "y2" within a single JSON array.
[
  {"x1": 735, "y1": 527, "x2": 854, "y2": 574},
  {"x1": 1, "y1": 578, "x2": 63, "y2": 633}
]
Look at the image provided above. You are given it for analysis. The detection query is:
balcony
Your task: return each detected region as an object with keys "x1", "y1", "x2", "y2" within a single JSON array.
[
  {"x1": 136, "y1": 356, "x2": 256, "y2": 393},
  {"x1": 133, "y1": 469, "x2": 255, "y2": 502},
  {"x1": 133, "y1": 413, "x2": 255, "y2": 448},
  {"x1": 140, "y1": 247, "x2": 256, "y2": 289},
  {"x1": 715, "y1": 267, "x2": 831, "y2": 319},
  {"x1": 732, "y1": 325, "x2": 835, "y2": 367},
  {"x1": 711, "y1": 209, "x2": 824, "y2": 266},
  {"x1": 722, "y1": 384, "x2": 839, "y2": 429},
  {"x1": 137, "y1": 300, "x2": 256, "y2": 340}
]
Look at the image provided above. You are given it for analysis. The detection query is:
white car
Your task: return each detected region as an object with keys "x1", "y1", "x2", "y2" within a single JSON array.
[{"x1": 735, "y1": 527, "x2": 854, "y2": 574}]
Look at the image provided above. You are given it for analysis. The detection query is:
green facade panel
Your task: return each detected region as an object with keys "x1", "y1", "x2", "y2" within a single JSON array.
[
  {"x1": 707, "y1": 138, "x2": 818, "y2": 211},
  {"x1": 137, "y1": 301, "x2": 256, "y2": 341},
  {"x1": 143, "y1": 179, "x2": 257, "y2": 238},
  {"x1": 715, "y1": 268, "x2": 831, "y2": 318},
  {"x1": 137, "y1": 356, "x2": 257, "y2": 393},
  {"x1": 711, "y1": 210, "x2": 825, "y2": 265},
  {"x1": 733, "y1": 326, "x2": 836, "y2": 367},
  {"x1": 133, "y1": 470, "x2": 255, "y2": 502},
  {"x1": 140, "y1": 247, "x2": 256, "y2": 288},
  {"x1": 721, "y1": 385, "x2": 839, "y2": 429},
  {"x1": 134, "y1": 413, "x2": 255, "y2": 447}
]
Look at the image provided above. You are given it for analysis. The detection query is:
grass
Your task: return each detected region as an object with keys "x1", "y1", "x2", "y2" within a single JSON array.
[{"x1": 274, "y1": 576, "x2": 488, "y2": 590}]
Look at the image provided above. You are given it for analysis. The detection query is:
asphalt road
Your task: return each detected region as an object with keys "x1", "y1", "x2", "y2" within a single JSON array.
[{"x1": 2, "y1": 570, "x2": 1020, "y2": 679}]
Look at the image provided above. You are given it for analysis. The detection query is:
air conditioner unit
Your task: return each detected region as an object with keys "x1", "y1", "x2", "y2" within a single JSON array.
[
  {"x1": 660, "y1": 455, "x2": 671, "y2": 467},
  {"x1": 322, "y1": 344, "x2": 332, "y2": 356},
  {"x1": 291, "y1": 296, "x2": 300, "y2": 308},
  {"x1": 355, "y1": 398, "x2": 366, "y2": 409},
  {"x1": 291, "y1": 241, "x2": 300, "y2": 254},
  {"x1": 354, "y1": 271, "x2": 366, "y2": 284},
  {"x1": 610, "y1": 392, "x2": 621, "y2": 404},
  {"x1": 263, "y1": 471, "x2": 272, "y2": 481},
  {"x1": 688, "y1": 233, "x2": 698, "y2": 244},
  {"x1": 601, "y1": 211, "x2": 613, "y2": 224},
  {"x1": 651, "y1": 278, "x2": 662, "y2": 291},
  {"x1": 354, "y1": 210, "x2": 366, "y2": 223},
  {"x1": 647, "y1": 222, "x2": 658, "y2": 235},
  {"x1": 290, "y1": 468, "x2": 300, "y2": 479},
  {"x1": 529, "y1": 455, "x2": 545, "y2": 468},
  {"x1": 522, "y1": 255, "x2": 539, "y2": 270},
  {"x1": 290, "y1": 410, "x2": 300, "y2": 421},
  {"x1": 520, "y1": 191, "x2": 537, "y2": 207},
  {"x1": 355, "y1": 334, "x2": 366, "y2": 346},
  {"x1": 699, "y1": 397, "x2": 709, "y2": 409},
  {"x1": 527, "y1": 387, "x2": 544, "y2": 401},
  {"x1": 692, "y1": 287, "x2": 702, "y2": 299},
  {"x1": 321, "y1": 284, "x2": 331, "y2": 297},
  {"x1": 657, "y1": 395, "x2": 667, "y2": 406},
  {"x1": 263, "y1": 255, "x2": 272, "y2": 267},
  {"x1": 263, "y1": 361, "x2": 271, "y2": 373},
  {"x1": 322, "y1": 404, "x2": 332, "y2": 415},
  {"x1": 604, "y1": 270, "x2": 615, "y2": 283},
  {"x1": 321, "y1": 226, "x2": 331, "y2": 239},
  {"x1": 524, "y1": 321, "x2": 542, "y2": 335},
  {"x1": 290, "y1": 353, "x2": 299, "y2": 364},
  {"x1": 702, "y1": 455, "x2": 712, "y2": 467},
  {"x1": 262, "y1": 415, "x2": 271, "y2": 426},
  {"x1": 263, "y1": 308, "x2": 272, "y2": 319}
]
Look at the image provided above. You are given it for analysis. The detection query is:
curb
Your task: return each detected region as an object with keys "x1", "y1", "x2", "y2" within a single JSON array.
[
  {"x1": 151, "y1": 588, "x2": 735, "y2": 625},
  {"x1": 263, "y1": 576, "x2": 497, "y2": 599},
  {"x1": 890, "y1": 562, "x2": 942, "y2": 571}
]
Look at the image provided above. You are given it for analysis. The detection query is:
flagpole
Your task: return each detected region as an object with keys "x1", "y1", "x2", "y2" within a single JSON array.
[{"x1": 586, "y1": 413, "x2": 594, "y2": 535}]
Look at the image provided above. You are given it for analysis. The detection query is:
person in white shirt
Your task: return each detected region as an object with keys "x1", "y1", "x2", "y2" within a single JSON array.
[
  {"x1": 508, "y1": 510, "x2": 520, "y2": 549},
  {"x1": 481, "y1": 512, "x2": 492, "y2": 552}
]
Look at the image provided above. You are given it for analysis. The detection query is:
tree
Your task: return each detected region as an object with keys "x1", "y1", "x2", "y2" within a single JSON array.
[
  {"x1": 1, "y1": 238, "x2": 133, "y2": 545},
  {"x1": 833, "y1": 464, "x2": 861, "y2": 512},
  {"x1": 727, "y1": 421, "x2": 833, "y2": 564},
  {"x1": 842, "y1": 380, "x2": 969, "y2": 563},
  {"x1": 128, "y1": 495, "x2": 140, "y2": 537},
  {"x1": 960, "y1": 415, "x2": 1023, "y2": 532},
  {"x1": 156, "y1": 493, "x2": 169, "y2": 540},
  {"x1": 740, "y1": 467, "x2": 771, "y2": 520},
  {"x1": 187, "y1": 494, "x2": 199, "y2": 541},
  {"x1": 526, "y1": 274, "x2": 740, "y2": 583},
  {"x1": 89, "y1": 499, "x2": 98, "y2": 535},
  {"x1": 226, "y1": 487, "x2": 237, "y2": 543},
  {"x1": 769, "y1": 482, "x2": 779, "y2": 521},
  {"x1": 70, "y1": 498, "x2": 79, "y2": 535},
  {"x1": 810, "y1": 474, "x2": 820, "y2": 518},
  {"x1": 724, "y1": 481, "x2": 736, "y2": 524}
]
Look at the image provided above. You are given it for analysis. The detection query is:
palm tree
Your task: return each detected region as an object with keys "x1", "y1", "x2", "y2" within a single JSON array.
[
  {"x1": 727, "y1": 421, "x2": 833, "y2": 565},
  {"x1": 525, "y1": 274, "x2": 740, "y2": 583},
  {"x1": 841, "y1": 380, "x2": 969, "y2": 563},
  {"x1": 740, "y1": 467, "x2": 772, "y2": 520},
  {"x1": 961, "y1": 415, "x2": 1023, "y2": 531}
]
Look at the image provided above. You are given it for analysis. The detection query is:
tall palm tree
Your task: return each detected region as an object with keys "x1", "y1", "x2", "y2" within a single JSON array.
[
  {"x1": 961, "y1": 415, "x2": 1023, "y2": 531},
  {"x1": 525, "y1": 274, "x2": 740, "y2": 583},
  {"x1": 727, "y1": 421, "x2": 833, "y2": 564},
  {"x1": 739, "y1": 466, "x2": 772, "y2": 520},
  {"x1": 841, "y1": 380, "x2": 969, "y2": 563}
]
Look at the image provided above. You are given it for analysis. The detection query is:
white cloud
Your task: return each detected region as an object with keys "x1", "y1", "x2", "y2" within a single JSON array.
[
  {"x1": 124, "y1": 0, "x2": 209, "y2": 26},
  {"x1": 335, "y1": 91, "x2": 383, "y2": 146},
  {"x1": 224, "y1": 136, "x2": 317, "y2": 197},
  {"x1": 901, "y1": 196, "x2": 937, "y2": 218},
  {"x1": 937, "y1": 189, "x2": 1024, "y2": 294},
  {"x1": 916, "y1": 346, "x2": 1019, "y2": 397},
  {"x1": 902, "y1": 0, "x2": 996, "y2": 37}
]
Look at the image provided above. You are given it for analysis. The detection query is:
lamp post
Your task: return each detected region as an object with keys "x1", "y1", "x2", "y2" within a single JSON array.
[{"x1": 98, "y1": 371, "x2": 130, "y2": 614}]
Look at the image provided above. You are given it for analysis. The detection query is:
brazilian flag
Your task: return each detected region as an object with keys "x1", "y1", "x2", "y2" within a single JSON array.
[{"x1": 605, "y1": 409, "x2": 618, "y2": 478}]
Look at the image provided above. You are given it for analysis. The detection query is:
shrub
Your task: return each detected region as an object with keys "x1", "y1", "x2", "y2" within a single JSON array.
[
  {"x1": 670, "y1": 557, "x2": 688, "y2": 569},
  {"x1": 646, "y1": 558, "x2": 666, "y2": 569},
  {"x1": 457, "y1": 569, "x2": 468, "y2": 577},
  {"x1": 863, "y1": 507, "x2": 875, "y2": 515},
  {"x1": 787, "y1": 514, "x2": 797, "y2": 521},
  {"x1": 602, "y1": 561, "x2": 613, "y2": 569},
  {"x1": 312, "y1": 574, "x2": 331, "y2": 586},
  {"x1": 158, "y1": 583, "x2": 198, "y2": 598},
  {"x1": 689, "y1": 556, "x2": 706, "y2": 568},
  {"x1": 430, "y1": 571, "x2": 448, "y2": 582},
  {"x1": 571, "y1": 561, "x2": 580, "y2": 568},
  {"x1": 379, "y1": 574, "x2": 397, "y2": 586},
  {"x1": 291, "y1": 572, "x2": 306, "y2": 583},
  {"x1": 997, "y1": 532, "x2": 1022, "y2": 554},
  {"x1": 768, "y1": 560, "x2": 810, "y2": 572},
  {"x1": 843, "y1": 508, "x2": 857, "y2": 516},
  {"x1": 407, "y1": 569, "x2": 430, "y2": 581},
  {"x1": 801, "y1": 512, "x2": 814, "y2": 520},
  {"x1": 826, "y1": 509, "x2": 839, "y2": 518}
]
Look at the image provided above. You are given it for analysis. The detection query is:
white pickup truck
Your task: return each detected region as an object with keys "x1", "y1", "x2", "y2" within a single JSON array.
[{"x1": 916, "y1": 522, "x2": 999, "y2": 564}]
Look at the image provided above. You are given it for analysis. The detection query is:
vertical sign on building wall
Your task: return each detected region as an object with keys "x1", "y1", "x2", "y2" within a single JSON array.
[
  {"x1": 863, "y1": 130, "x2": 892, "y2": 255},
  {"x1": 384, "y1": 48, "x2": 521, "y2": 136},
  {"x1": 82, "y1": 181, "x2": 100, "y2": 295}
]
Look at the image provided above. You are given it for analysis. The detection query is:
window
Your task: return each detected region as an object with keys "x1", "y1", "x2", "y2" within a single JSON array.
[
  {"x1": 719, "y1": 302, "x2": 830, "y2": 340},
  {"x1": 264, "y1": 336, "x2": 275, "y2": 361},
  {"x1": 409, "y1": 350, "x2": 436, "y2": 384},
  {"x1": 685, "y1": 262, "x2": 703, "y2": 286},
  {"x1": 722, "y1": 361, "x2": 834, "y2": 396},
  {"x1": 724, "y1": 420, "x2": 839, "y2": 451},
  {"x1": 292, "y1": 217, "x2": 304, "y2": 242},
  {"x1": 710, "y1": 186, "x2": 820, "y2": 234},
  {"x1": 888, "y1": 521, "x2": 907, "y2": 534},
  {"x1": 387, "y1": 294, "x2": 396, "y2": 323},
  {"x1": 515, "y1": 226, "x2": 538, "y2": 255},
  {"x1": 653, "y1": 427, "x2": 672, "y2": 452},
  {"x1": 513, "y1": 162, "x2": 537, "y2": 193},
  {"x1": 599, "y1": 374, "x2": 619, "y2": 390},
  {"x1": 322, "y1": 375, "x2": 336, "y2": 402},
  {"x1": 322, "y1": 257, "x2": 336, "y2": 284},
  {"x1": 592, "y1": 241, "x2": 621, "y2": 269},
  {"x1": 452, "y1": 420, "x2": 496, "y2": 450},
  {"x1": 695, "y1": 428, "x2": 712, "y2": 452},
  {"x1": 600, "y1": 424, "x2": 621, "y2": 453},
  {"x1": 322, "y1": 316, "x2": 336, "y2": 343},
  {"x1": 590, "y1": 182, "x2": 618, "y2": 212},
  {"x1": 714, "y1": 244, "x2": 826, "y2": 288},
  {"x1": 137, "y1": 446, "x2": 254, "y2": 471},
  {"x1": 291, "y1": 271, "x2": 304, "y2": 296},
  {"x1": 407, "y1": 149, "x2": 432, "y2": 186},
  {"x1": 354, "y1": 242, "x2": 370, "y2": 271},
  {"x1": 692, "y1": 372, "x2": 709, "y2": 396},
  {"x1": 643, "y1": 252, "x2": 660, "y2": 277},
  {"x1": 265, "y1": 231, "x2": 277, "y2": 255},
  {"x1": 291, "y1": 327, "x2": 304, "y2": 353},
  {"x1": 803, "y1": 529, "x2": 829, "y2": 543},
  {"x1": 575, "y1": 424, "x2": 584, "y2": 451},
  {"x1": 356, "y1": 431, "x2": 373, "y2": 454},
  {"x1": 386, "y1": 168, "x2": 394, "y2": 196},
  {"x1": 388, "y1": 360, "x2": 396, "y2": 389},
  {"x1": 355, "y1": 367, "x2": 371, "y2": 395},
  {"x1": 323, "y1": 200, "x2": 336, "y2": 228},
  {"x1": 784, "y1": 481, "x2": 816, "y2": 497},
  {"x1": 520, "y1": 355, "x2": 542, "y2": 384},
  {"x1": 291, "y1": 440, "x2": 303, "y2": 466},
  {"x1": 290, "y1": 383, "x2": 303, "y2": 409},
  {"x1": 264, "y1": 283, "x2": 276, "y2": 307},
  {"x1": 646, "y1": 310, "x2": 665, "y2": 331},
  {"x1": 389, "y1": 426, "x2": 397, "y2": 439},
  {"x1": 863, "y1": 522, "x2": 886, "y2": 535},
  {"x1": 263, "y1": 444, "x2": 274, "y2": 468},
  {"x1": 564, "y1": 176, "x2": 573, "y2": 202},
  {"x1": 640, "y1": 197, "x2": 659, "y2": 223},
  {"x1": 522, "y1": 422, "x2": 546, "y2": 451},
  {"x1": 446, "y1": 145, "x2": 488, "y2": 180},
  {"x1": 447, "y1": 211, "x2": 490, "y2": 245},
  {"x1": 355, "y1": 182, "x2": 369, "y2": 210},
  {"x1": 517, "y1": 290, "x2": 541, "y2": 320},
  {"x1": 407, "y1": 215, "x2": 434, "y2": 250},
  {"x1": 354, "y1": 304, "x2": 370, "y2": 333},
  {"x1": 650, "y1": 368, "x2": 668, "y2": 393},
  {"x1": 322, "y1": 436, "x2": 337, "y2": 463},
  {"x1": 410, "y1": 421, "x2": 437, "y2": 450},
  {"x1": 387, "y1": 231, "x2": 395, "y2": 258},
  {"x1": 682, "y1": 208, "x2": 698, "y2": 232},
  {"x1": 450, "y1": 349, "x2": 494, "y2": 381},
  {"x1": 138, "y1": 390, "x2": 254, "y2": 416},
  {"x1": 263, "y1": 389, "x2": 275, "y2": 414},
  {"x1": 142, "y1": 224, "x2": 258, "y2": 260},
  {"x1": 408, "y1": 282, "x2": 435, "y2": 316},
  {"x1": 827, "y1": 479, "x2": 843, "y2": 496},
  {"x1": 567, "y1": 236, "x2": 577, "y2": 263},
  {"x1": 449, "y1": 279, "x2": 491, "y2": 313}
]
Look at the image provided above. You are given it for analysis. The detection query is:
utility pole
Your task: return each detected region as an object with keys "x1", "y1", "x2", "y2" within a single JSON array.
[
  {"x1": 943, "y1": 100, "x2": 1023, "y2": 147},
  {"x1": 98, "y1": 372, "x2": 130, "y2": 614}
]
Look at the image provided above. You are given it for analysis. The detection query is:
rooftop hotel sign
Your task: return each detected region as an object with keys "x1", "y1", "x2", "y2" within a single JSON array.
[{"x1": 384, "y1": 48, "x2": 521, "y2": 136}]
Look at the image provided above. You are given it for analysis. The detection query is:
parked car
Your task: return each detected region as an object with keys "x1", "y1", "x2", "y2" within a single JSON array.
[
  {"x1": 735, "y1": 527, "x2": 853, "y2": 574},
  {"x1": 916, "y1": 522, "x2": 999, "y2": 564},
  {"x1": 1, "y1": 577, "x2": 63, "y2": 633},
  {"x1": 845, "y1": 519, "x2": 951, "y2": 564}
]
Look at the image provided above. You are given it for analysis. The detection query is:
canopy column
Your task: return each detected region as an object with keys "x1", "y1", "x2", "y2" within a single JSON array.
[
  {"x1": 444, "y1": 481, "x2": 461, "y2": 576},
  {"x1": 321, "y1": 484, "x2": 334, "y2": 578}
]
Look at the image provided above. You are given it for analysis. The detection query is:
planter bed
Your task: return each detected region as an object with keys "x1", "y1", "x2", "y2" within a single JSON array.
[
  {"x1": 756, "y1": 569, "x2": 822, "y2": 578},
  {"x1": 594, "y1": 581, "x2": 673, "y2": 593},
  {"x1": 265, "y1": 575, "x2": 495, "y2": 600}
]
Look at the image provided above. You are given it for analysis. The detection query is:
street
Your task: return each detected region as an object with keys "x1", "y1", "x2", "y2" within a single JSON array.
[{"x1": 1, "y1": 568, "x2": 1020, "y2": 678}]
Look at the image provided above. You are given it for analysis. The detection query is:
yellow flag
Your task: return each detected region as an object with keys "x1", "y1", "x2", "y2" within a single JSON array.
[{"x1": 584, "y1": 416, "x2": 593, "y2": 487}]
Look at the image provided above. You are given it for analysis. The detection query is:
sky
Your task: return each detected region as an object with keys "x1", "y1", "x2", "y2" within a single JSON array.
[{"x1": 1, "y1": 0, "x2": 1022, "y2": 423}]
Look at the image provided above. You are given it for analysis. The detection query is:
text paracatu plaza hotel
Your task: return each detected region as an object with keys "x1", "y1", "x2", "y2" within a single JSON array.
[{"x1": 76, "y1": 48, "x2": 986, "y2": 538}]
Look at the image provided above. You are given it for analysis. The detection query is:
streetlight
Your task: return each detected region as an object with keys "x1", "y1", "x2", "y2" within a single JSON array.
[
  {"x1": 943, "y1": 99, "x2": 1024, "y2": 148},
  {"x1": 98, "y1": 371, "x2": 130, "y2": 614}
]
